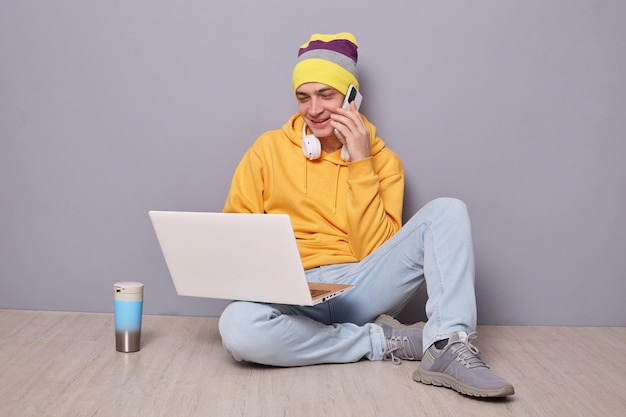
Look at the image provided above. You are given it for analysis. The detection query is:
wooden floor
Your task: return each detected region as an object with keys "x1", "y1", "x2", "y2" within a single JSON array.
[{"x1": 1, "y1": 310, "x2": 624, "y2": 417}]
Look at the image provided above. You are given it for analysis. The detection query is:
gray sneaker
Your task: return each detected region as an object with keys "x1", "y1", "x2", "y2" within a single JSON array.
[
  {"x1": 413, "y1": 331, "x2": 514, "y2": 397},
  {"x1": 375, "y1": 314, "x2": 424, "y2": 364}
]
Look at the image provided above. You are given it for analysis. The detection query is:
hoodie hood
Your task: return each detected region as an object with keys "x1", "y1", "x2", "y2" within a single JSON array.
[{"x1": 282, "y1": 113, "x2": 387, "y2": 165}]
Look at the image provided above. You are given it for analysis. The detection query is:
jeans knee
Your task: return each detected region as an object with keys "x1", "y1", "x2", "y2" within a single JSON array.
[
  {"x1": 429, "y1": 197, "x2": 469, "y2": 220},
  {"x1": 432, "y1": 196, "x2": 466, "y2": 210}
]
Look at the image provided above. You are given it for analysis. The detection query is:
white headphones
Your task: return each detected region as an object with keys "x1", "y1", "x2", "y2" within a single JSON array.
[
  {"x1": 302, "y1": 123, "x2": 321, "y2": 160},
  {"x1": 302, "y1": 124, "x2": 349, "y2": 161}
]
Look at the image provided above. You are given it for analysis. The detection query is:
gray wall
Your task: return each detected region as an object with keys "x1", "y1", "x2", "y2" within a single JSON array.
[{"x1": 1, "y1": 1, "x2": 625, "y2": 326}]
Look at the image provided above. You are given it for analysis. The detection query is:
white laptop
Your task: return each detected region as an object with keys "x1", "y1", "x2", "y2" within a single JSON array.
[{"x1": 148, "y1": 211, "x2": 354, "y2": 306}]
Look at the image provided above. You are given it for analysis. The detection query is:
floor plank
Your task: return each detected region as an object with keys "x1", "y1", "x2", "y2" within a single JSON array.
[{"x1": 1, "y1": 310, "x2": 624, "y2": 417}]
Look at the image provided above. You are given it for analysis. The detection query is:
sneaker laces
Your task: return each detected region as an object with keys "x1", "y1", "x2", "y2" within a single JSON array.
[
  {"x1": 449, "y1": 331, "x2": 490, "y2": 369},
  {"x1": 384, "y1": 336, "x2": 418, "y2": 365}
]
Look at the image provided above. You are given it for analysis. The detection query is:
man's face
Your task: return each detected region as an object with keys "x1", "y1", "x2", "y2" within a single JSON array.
[{"x1": 296, "y1": 83, "x2": 345, "y2": 140}]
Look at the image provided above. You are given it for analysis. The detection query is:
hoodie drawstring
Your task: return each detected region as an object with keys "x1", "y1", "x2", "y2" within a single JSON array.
[
  {"x1": 333, "y1": 164, "x2": 340, "y2": 214},
  {"x1": 303, "y1": 158, "x2": 308, "y2": 194}
]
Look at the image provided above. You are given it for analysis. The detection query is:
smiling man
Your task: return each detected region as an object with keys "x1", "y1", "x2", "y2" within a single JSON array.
[{"x1": 218, "y1": 32, "x2": 514, "y2": 399}]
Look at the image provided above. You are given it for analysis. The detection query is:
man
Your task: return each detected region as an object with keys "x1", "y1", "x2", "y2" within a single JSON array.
[{"x1": 218, "y1": 32, "x2": 514, "y2": 398}]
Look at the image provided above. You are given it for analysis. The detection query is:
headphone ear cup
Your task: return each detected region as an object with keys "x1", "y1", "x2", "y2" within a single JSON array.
[
  {"x1": 340, "y1": 145, "x2": 350, "y2": 161},
  {"x1": 302, "y1": 134, "x2": 321, "y2": 160}
]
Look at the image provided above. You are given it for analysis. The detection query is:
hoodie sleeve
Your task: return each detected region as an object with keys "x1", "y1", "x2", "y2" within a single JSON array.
[
  {"x1": 345, "y1": 150, "x2": 405, "y2": 259},
  {"x1": 223, "y1": 147, "x2": 265, "y2": 214}
]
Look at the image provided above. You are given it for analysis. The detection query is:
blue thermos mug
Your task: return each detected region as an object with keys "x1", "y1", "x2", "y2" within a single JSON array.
[{"x1": 114, "y1": 282, "x2": 144, "y2": 352}]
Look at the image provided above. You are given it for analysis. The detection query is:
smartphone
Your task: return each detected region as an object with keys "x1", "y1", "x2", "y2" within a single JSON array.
[{"x1": 334, "y1": 84, "x2": 363, "y2": 145}]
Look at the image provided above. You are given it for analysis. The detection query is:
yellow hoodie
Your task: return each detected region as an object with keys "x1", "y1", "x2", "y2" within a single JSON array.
[{"x1": 223, "y1": 113, "x2": 405, "y2": 270}]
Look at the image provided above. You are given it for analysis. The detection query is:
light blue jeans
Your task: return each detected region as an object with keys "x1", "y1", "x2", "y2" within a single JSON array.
[{"x1": 218, "y1": 197, "x2": 477, "y2": 366}]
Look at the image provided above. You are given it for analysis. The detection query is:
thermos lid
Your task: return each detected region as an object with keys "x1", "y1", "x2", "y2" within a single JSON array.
[{"x1": 114, "y1": 282, "x2": 144, "y2": 294}]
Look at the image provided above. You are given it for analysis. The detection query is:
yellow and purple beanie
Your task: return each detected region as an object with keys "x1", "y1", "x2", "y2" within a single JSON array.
[{"x1": 291, "y1": 32, "x2": 359, "y2": 95}]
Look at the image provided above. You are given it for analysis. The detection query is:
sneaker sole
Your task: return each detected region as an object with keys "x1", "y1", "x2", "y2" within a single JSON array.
[{"x1": 412, "y1": 368, "x2": 515, "y2": 398}]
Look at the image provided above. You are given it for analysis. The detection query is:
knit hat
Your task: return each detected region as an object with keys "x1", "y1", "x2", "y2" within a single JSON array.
[{"x1": 291, "y1": 32, "x2": 359, "y2": 95}]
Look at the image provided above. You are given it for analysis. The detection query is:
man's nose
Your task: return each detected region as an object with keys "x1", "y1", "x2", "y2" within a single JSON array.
[{"x1": 308, "y1": 97, "x2": 323, "y2": 115}]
